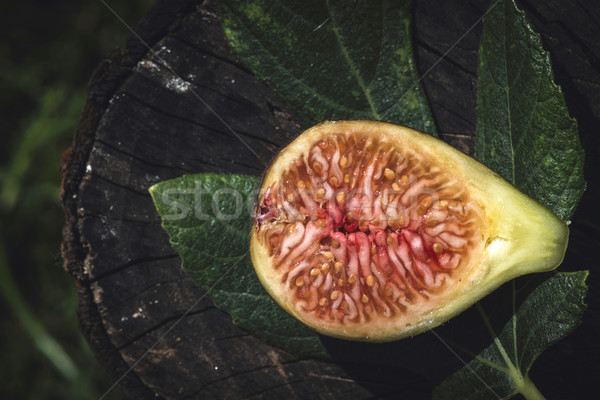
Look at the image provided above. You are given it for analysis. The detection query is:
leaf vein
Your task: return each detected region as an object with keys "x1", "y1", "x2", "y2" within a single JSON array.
[
  {"x1": 226, "y1": 5, "x2": 368, "y2": 116},
  {"x1": 325, "y1": 0, "x2": 381, "y2": 119}
]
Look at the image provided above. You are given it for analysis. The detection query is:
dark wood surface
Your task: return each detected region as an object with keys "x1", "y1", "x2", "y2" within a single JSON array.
[{"x1": 61, "y1": 0, "x2": 600, "y2": 398}]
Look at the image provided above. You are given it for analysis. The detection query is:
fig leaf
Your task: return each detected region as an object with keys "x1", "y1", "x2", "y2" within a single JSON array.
[
  {"x1": 433, "y1": 271, "x2": 588, "y2": 400},
  {"x1": 220, "y1": 0, "x2": 436, "y2": 135},
  {"x1": 435, "y1": 1, "x2": 589, "y2": 398},
  {"x1": 475, "y1": 0, "x2": 585, "y2": 222},
  {"x1": 149, "y1": 174, "x2": 329, "y2": 358}
]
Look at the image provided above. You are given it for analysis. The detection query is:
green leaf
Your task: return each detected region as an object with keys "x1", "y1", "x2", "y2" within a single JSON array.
[
  {"x1": 149, "y1": 174, "x2": 328, "y2": 358},
  {"x1": 475, "y1": 0, "x2": 585, "y2": 222},
  {"x1": 220, "y1": 0, "x2": 436, "y2": 134},
  {"x1": 433, "y1": 271, "x2": 589, "y2": 400}
]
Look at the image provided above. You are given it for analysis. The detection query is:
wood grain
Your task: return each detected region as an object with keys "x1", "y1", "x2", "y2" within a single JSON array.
[{"x1": 61, "y1": 0, "x2": 600, "y2": 398}]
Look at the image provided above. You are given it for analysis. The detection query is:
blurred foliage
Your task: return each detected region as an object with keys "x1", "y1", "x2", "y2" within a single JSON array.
[{"x1": 0, "y1": 0, "x2": 154, "y2": 398}]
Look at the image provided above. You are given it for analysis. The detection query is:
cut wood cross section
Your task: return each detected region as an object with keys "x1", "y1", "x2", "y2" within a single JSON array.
[{"x1": 60, "y1": 0, "x2": 600, "y2": 398}]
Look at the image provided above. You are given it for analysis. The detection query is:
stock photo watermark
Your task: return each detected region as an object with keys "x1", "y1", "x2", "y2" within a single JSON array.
[{"x1": 159, "y1": 175, "x2": 445, "y2": 228}]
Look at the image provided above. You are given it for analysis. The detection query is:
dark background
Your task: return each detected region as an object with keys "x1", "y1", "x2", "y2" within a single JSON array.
[
  {"x1": 1, "y1": 0, "x2": 598, "y2": 399},
  {"x1": 0, "y1": 1, "x2": 152, "y2": 398}
]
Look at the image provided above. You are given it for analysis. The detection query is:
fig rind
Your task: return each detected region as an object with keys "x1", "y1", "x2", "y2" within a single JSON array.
[{"x1": 250, "y1": 120, "x2": 568, "y2": 341}]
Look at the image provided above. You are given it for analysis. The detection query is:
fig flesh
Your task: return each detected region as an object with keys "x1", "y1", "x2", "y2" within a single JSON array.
[{"x1": 250, "y1": 120, "x2": 568, "y2": 341}]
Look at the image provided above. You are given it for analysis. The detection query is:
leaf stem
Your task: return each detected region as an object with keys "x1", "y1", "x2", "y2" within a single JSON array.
[
  {"x1": 513, "y1": 374, "x2": 546, "y2": 400},
  {"x1": 477, "y1": 302, "x2": 546, "y2": 400}
]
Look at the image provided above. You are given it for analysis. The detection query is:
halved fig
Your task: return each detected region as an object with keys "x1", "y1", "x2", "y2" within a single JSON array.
[{"x1": 250, "y1": 120, "x2": 568, "y2": 341}]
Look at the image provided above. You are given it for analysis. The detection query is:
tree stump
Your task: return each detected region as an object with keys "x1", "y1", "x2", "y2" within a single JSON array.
[{"x1": 61, "y1": 0, "x2": 600, "y2": 398}]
